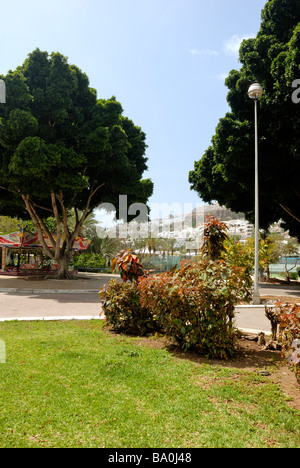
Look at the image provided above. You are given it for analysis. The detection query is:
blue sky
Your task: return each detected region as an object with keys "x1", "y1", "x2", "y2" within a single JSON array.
[{"x1": 0, "y1": 0, "x2": 267, "y2": 223}]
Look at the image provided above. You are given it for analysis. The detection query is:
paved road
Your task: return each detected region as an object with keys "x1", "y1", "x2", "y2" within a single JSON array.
[
  {"x1": 0, "y1": 291, "x2": 275, "y2": 335},
  {"x1": 259, "y1": 282, "x2": 300, "y2": 298},
  {"x1": 0, "y1": 275, "x2": 299, "y2": 335},
  {"x1": 234, "y1": 305, "x2": 271, "y2": 335},
  {"x1": 0, "y1": 291, "x2": 103, "y2": 320}
]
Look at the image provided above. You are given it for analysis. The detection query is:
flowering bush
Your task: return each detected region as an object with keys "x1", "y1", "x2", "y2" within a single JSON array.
[
  {"x1": 276, "y1": 302, "x2": 300, "y2": 385},
  {"x1": 138, "y1": 259, "x2": 252, "y2": 359}
]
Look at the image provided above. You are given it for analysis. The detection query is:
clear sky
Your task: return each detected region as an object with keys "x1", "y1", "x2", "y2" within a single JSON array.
[{"x1": 0, "y1": 0, "x2": 267, "y2": 223}]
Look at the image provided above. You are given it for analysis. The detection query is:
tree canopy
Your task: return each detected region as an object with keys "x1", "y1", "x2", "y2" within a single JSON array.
[
  {"x1": 0, "y1": 49, "x2": 153, "y2": 276},
  {"x1": 189, "y1": 0, "x2": 300, "y2": 240}
]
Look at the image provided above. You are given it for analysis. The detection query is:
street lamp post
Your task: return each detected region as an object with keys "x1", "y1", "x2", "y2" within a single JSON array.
[
  {"x1": 248, "y1": 83, "x2": 263, "y2": 305},
  {"x1": 0, "y1": 80, "x2": 6, "y2": 104}
]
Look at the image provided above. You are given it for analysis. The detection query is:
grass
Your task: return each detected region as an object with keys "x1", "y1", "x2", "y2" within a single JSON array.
[{"x1": 0, "y1": 320, "x2": 299, "y2": 448}]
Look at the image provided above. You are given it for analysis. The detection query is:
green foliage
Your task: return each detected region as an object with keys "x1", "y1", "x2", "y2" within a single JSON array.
[
  {"x1": 222, "y1": 234, "x2": 282, "y2": 278},
  {"x1": 138, "y1": 259, "x2": 252, "y2": 358},
  {"x1": 100, "y1": 221, "x2": 252, "y2": 358},
  {"x1": 72, "y1": 253, "x2": 106, "y2": 269},
  {"x1": 222, "y1": 238, "x2": 255, "y2": 276},
  {"x1": 0, "y1": 216, "x2": 20, "y2": 234},
  {"x1": 0, "y1": 49, "x2": 153, "y2": 276},
  {"x1": 88, "y1": 234, "x2": 121, "y2": 262},
  {"x1": 99, "y1": 279, "x2": 161, "y2": 336},
  {"x1": 189, "y1": 0, "x2": 300, "y2": 240}
]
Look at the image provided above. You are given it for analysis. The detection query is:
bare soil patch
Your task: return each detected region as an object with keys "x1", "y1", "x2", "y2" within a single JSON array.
[{"x1": 261, "y1": 295, "x2": 300, "y2": 304}]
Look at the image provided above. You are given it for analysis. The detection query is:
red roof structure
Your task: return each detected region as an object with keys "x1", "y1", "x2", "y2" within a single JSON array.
[
  {"x1": 0, "y1": 228, "x2": 91, "y2": 275},
  {"x1": 0, "y1": 230, "x2": 91, "y2": 250}
]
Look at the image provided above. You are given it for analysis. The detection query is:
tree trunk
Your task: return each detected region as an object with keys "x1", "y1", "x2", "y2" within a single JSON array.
[
  {"x1": 56, "y1": 252, "x2": 72, "y2": 279},
  {"x1": 21, "y1": 186, "x2": 103, "y2": 280}
]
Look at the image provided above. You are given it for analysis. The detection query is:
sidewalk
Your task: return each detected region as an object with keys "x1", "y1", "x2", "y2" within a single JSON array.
[
  {"x1": 1, "y1": 274, "x2": 299, "y2": 296},
  {"x1": 0, "y1": 272, "x2": 114, "y2": 323},
  {"x1": 0, "y1": 272, "x2": 117, "y2": 294},
  {"x1": 0, "y1": 274, "x2": 299, "y2": 335}
]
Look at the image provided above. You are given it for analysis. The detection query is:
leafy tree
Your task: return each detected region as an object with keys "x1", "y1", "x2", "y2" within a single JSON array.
[
  {"x1": 280, "y1": 236, "x2": 300, "y2": 281},
  {"x1": 189, "y1": 0, "x2": 300, "y2": 240},
  {"x1": 222, "y1": 238, "x2": 255, "y2": 277},
  {"x1": 67, "y1": 209, "x2": 98, "y2": 237},
  {"x1": 259, "y1": 232, "x2": 282, "y2": 279},
  {"x1": 0, "y1": 49, "x2": 153, "y2": 277},
  {"x1": 0, "y1": 216, "x2": 19, "y2": 234},
  {"x1": 222, "y1": 234, "x2": 282, "y2": 280},
  {"x1": 87, "y1": 232, "x2": 121, "y2": 264}
]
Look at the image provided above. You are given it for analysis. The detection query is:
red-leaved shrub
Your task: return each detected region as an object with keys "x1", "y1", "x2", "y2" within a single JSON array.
[
  {"x1": 138, "y1": 259, "x2": 252, "y2": 359},
  {"x1": 99, "y1": 279, "x2": 161, "y2": 336},
  {"x1": 275, "y1": 302, "x2": 300, "y2": 385}
]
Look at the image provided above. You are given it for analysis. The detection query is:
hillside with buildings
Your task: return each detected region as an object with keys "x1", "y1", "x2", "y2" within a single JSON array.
[{"x1": 100, "y1": 203, "x2": 254, "y2": 250}]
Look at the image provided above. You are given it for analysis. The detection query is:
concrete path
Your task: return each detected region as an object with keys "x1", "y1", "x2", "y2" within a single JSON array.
[
  {"x1": 0, "y1": 271, "x2": 116, "y2": 294},
  {"x1": 259, "y1": 282, "x2": 300, "y2": 298},
  {"x1": 0, "y1": 272, "x2": 110, "y2": 322},
  {"x1": 234, "y1": 305, "x2": 271, "y2": 335},
  {"x1": 0, "y1": 274, "x2": 299, "y2": 335},
  {"x1": 0, "y1": 292, "x2": 103, "y2": 321}
]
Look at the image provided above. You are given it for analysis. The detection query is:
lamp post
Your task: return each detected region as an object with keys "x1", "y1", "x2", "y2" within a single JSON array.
[
  {"x1": 248, "y1": 83, "x2": 263, "y2": 305},
  {"x1": 0, "y1": 80, "x2": 6, "y2": 104}
]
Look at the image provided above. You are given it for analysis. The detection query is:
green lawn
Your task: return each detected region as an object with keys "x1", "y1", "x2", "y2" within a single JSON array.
[{"x1": 0, "y1": 320, "x2": 299, "y2": 448}]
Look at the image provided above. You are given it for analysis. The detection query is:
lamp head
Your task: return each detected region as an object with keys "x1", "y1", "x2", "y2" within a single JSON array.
[{"x1": 248, "y1": 83, "x2": 263, "y2": 100}]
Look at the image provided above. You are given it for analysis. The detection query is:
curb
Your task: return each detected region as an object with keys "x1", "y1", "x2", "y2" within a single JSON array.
[
  {"x1": 238, "y1": 328, "x2": 271, "y2": 336},
  {"x1": 0, "y1": 288, "x2": 99, "y2": 294},
  {"x1": 0, "y1": 315, "x2": 270, "y2": 335},
  {"x1": 0, "y1": 315, "x2": 104, "y2": 322}
]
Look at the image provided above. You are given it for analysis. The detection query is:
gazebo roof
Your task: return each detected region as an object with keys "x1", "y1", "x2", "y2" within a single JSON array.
[{"x1": 0, "y1": 230, "x2": 90, "y2": 251}]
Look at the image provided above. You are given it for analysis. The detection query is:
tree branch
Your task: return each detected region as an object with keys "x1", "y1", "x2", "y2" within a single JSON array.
[
  {"x1": 69, "y1": 184, "x2": 105, "y2": 247},
  {"x1": 0, "y1": 185, "x2": 19, "y2": 195},
  {"x1": 51, "y1": 192, "x2": 62, "y2": 261},
  {"x1": 280, "y1": 204, "x2": 300, "y2": 224},
  {"x1": 22, "y1": 195, "x2": 54, "y2": 259}
]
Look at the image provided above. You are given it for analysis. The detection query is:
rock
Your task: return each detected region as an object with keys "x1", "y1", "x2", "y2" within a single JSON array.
[
  {"x1": 257, "y1": 332, "x2": 266, "y2": 346},
  {"x1": 258, "y1": 369, "x2": 271, "y2": 376},
  {"x1": 243, "y1": 334, "x2": 258, "y2": 342},
  {"x1": 264, "y1": 341, "x2": 282, "y2": 351}
]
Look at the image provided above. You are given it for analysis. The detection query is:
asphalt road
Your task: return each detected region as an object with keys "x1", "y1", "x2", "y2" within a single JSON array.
[
  {"x1": 259, "y1": 282, "x2": 300, "y2": 297},
  {"x1": 0, "y1": 291, "x2": 102, "y2": 320},
  {"x1": 0, "y1": 290, "x2": 275, "y2": 335},
  {"x1": 0, "y1": 278, "x2": 299, "y2": 335}
]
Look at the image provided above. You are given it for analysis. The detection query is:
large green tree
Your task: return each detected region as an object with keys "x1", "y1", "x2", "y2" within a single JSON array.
[
  {"x1": 0, "y1": 49, "x2": 153, "y2": 277},
  {"x1": 189, "y1": 0, "x2": 300, "y2": 240}
]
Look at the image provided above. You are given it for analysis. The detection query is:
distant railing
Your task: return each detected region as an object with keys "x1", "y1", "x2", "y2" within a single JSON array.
[{"x1": 76, "y1": 267, "x2": 112, "y2": 273}]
